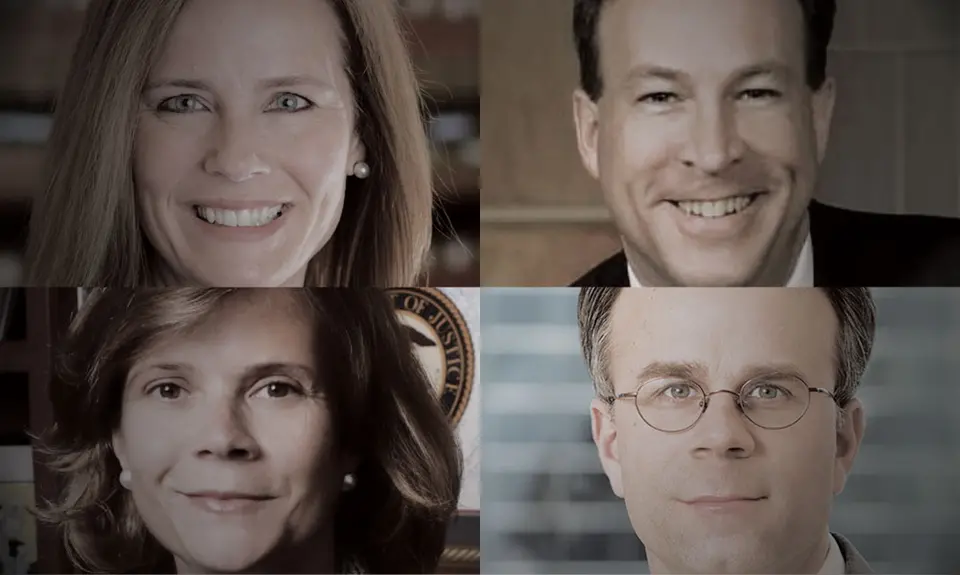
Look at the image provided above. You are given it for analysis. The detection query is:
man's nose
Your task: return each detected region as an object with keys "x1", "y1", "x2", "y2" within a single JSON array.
[
  {"x1": 691, "y1": 390, "x2": 757, "y2": 457},
  {"x1": 679, "y1": 102, "x2": 745, "y2": 174}
]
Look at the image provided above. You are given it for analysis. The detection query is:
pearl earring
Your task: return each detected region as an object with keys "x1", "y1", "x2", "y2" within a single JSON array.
[
  {"x1": 119, "y1": 469, "x2": 132, "y2": 489},
  {"x1": 352, "y1": 161, "x2": 370, "y2": 179},
  {"x1": 342, "y1": 472, "x2": 356, "y2": 491}
]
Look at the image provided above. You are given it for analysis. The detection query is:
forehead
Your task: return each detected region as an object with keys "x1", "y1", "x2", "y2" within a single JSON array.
[
  {"x1": 607, "y1": 289, "x2": 836, "y2": 385},
  {"x1": 134, "y1": 292, "x2": 314, "y2": 367},
  {"x1": 597, "y1": 0, "x2": 806, "y2": 83},
  {"x1": 153, "y1": 0, "x2": 345, "y2": 80}
]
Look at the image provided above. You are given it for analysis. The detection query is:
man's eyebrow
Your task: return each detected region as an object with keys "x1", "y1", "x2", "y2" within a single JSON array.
[
  {"x1": 632, "y1": 361, "x2": 811, "y2": 388},
  {"x1": 733, "y1": 61, "x2": 792, "y2": 81},
  {"x1": 621, "y1": 64, "x2": 691, "y2": 85},
  {"x1": 635, "y1": 361, "x2": 706, "y2": 383},
  {"x1": 738, "y1": 362, "x2": 809, "y2": 383},
  {"x1": 617, "y1": 60, "x2": 792, "y2": 90}
]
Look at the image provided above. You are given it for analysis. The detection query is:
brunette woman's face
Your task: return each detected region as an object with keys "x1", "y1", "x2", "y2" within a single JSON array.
[
  {"x1": 135, "y1": 0, "x2": 365, "y2": 287},
  {"x1": 112, "y1": 293, "x2": 346, "y2": 573}
]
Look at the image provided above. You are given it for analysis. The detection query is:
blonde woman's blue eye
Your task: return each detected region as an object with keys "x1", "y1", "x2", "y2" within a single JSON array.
[
  {"x1": 269, "y1": 93, "x2": 314, "y2": 112},
  {"x1": 157, "y1": 95, "x2": 206, "y2": 113}
]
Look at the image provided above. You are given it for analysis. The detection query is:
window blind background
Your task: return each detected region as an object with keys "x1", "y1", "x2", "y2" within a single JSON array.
[{"x1": 480, "y1": 288, "x2": 960, "y2": 574}]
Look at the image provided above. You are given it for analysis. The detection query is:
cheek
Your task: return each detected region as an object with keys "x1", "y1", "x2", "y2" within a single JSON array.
[
  {"x1": 772, "y1": 425, "x2": 838, "y2": 504},
  {"x1": 738, "y1": 109, "x2": 810, "y2": 173},
  {"x1": 134, "y1": 119, "x2": 207, "y2": 198},
  {"x1": 256, "y1": 408, "x2": 336, "y2": 489},
  {"x1": 617, "y1": 423, "x2": 672, "y2": 495},
  {"x1": 276, "y1": 115, "x2": 354, "y2": 196},
  {"x1": 601, "y1": 111, "x2": 678, "y2": 186},
  {"x1": 119, "y1": 408, "x2": 185, "y2": 477},
  {"x1": 616, "y1": 427, "x2": 682, "y2": 530}
]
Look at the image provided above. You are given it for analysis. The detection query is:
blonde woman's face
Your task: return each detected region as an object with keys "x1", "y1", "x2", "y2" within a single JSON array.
[
  {"x1": 112, "y1": 294, "x2": 344, "y2": 573},
  {"x1": 135, "y1": 0, "x2": 365, "y2": 287}
]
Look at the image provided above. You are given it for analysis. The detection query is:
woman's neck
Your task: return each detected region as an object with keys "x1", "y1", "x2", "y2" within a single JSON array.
[
  {"x1": 173, "y1": 530, "x2": 337, "y2": 574},
  {"x1": 148, "y1": 257, "x2": 309, "y2": 287}
]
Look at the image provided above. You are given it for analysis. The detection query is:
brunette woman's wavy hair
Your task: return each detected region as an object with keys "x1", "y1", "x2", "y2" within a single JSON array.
[
  {"x1": 25, "y1": 0, "x2": 433, "y2": 287},
  {"x1": 36, "y1": 288, "x2": 462, "y2": 574}
]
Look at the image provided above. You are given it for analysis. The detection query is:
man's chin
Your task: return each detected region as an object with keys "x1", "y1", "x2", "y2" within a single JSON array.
[
  {"x1": 663, "y1": 264, "x2": 763, "y2": 287},
  {"x1": 638, "y1": 252, "x2": 767, "y2": 287},
  {"x1": 657, "y1": 531, "x2": 785, "y2": 574},
  {"x1": 625, "y1": 228, "x2": 778, "y2": 287}
]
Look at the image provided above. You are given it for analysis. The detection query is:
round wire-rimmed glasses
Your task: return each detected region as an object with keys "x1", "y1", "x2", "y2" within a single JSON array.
[{"x1": 608, "y1": 374, "x2": 837, "y2": 433}]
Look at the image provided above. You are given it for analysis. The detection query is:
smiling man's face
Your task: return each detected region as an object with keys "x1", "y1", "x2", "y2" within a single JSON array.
[{"x1": 574, "y1": 0, "x2": 835, "y2": 286}]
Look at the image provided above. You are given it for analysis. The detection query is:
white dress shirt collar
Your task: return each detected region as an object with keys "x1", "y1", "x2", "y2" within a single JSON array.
[{"x1": 819, "y1": 532, "x2": 847, "y2": 575}]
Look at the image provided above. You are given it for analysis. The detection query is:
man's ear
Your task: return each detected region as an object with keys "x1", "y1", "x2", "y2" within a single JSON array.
[
  {"x1": 833, "y1": 398, "x2": 866, "y2": 495},
  {"x1": 811, "y1": 77, "x2": 836, "y2": 165},
  {"x1": 591, "y1": 397, "x2": 624, "y2": 498},
  {"x1": 573, "y1": 89, "x2": 602, "y2": 180}
]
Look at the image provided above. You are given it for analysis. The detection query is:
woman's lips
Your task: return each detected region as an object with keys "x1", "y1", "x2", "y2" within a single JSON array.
[{"x1": 181, "y1": 491, "x2": 276, "y2": 514}]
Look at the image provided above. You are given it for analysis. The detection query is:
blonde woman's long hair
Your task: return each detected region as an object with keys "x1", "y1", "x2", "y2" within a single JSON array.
[{"x1": 25, "y1": 0, "x2": 433, "y2": 287}]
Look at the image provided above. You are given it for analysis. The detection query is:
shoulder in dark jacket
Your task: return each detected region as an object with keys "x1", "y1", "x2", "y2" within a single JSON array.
[
  {"x1": 809, "y1": 200, "x2": 960, "y2": 286},
  {"x1": 570, "y1": 202, "x2": 960, "y2": 287},
  {"x1": 571, "y1": 251, "x2": 628, "y2": 287}
]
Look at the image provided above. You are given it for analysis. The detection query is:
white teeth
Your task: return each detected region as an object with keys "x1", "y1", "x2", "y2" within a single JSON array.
[
  {"x1": 194, "y1": 205, "x2": 284, "y2": 227},
  {"x1": 677, "y1": 195, "x2": 754, "y2": 218}
]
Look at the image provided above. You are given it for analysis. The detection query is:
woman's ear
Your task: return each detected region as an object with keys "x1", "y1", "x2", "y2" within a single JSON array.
[
  {"x1": 112, "y1": 432, "x2": 129, "y2": 470},
  {"x1": 343, "y1": 453, "x2": 360, "y2": 475},
  {"x1": 348, "y1": 136, "x2": 366, "y2": 171}
]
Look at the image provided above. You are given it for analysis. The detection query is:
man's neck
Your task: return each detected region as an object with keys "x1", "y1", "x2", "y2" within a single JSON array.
[{"x1": 645, "y1": 530, "x2": 834, "y2": 574}]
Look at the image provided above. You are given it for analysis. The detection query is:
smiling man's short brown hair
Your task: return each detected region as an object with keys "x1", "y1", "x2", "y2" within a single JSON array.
[{"x1": 574, "y1": 0, "x2": 836, "y2": 100}]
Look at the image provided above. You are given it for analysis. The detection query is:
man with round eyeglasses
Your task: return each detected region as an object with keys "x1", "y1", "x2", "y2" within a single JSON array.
[
  {"x1": 619, "y1": 374, "x2": 837, "y2": 433},
  {"x1": 578, "y1": 287, "x2": 875, "y2": 574}
]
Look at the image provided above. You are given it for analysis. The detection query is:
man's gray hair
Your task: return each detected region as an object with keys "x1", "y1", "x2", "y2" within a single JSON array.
[{"x1": 577, "y1": 288, "x2": 876, "y2": 408}]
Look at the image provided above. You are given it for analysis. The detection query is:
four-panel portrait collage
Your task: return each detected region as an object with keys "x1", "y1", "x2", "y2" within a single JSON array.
[{"x1": 0, "y1": 0, "x2": 958, "y2": 574}]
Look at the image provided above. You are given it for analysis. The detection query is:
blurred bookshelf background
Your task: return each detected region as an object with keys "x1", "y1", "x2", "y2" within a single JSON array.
[
  {"x1": 0, "y1": 0, "x2": 478, "y2": 286},
  {"x1": 480, "y1": 288, "x2": 960, "y2": 574},
  {"x1": 0, "y1": 288, "x2": 76, "y2": 574}
]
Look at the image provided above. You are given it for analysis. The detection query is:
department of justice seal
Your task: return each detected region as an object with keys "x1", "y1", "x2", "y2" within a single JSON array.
[{"x1": 388, "y1": 288, "x2": 474, "y2": 426}]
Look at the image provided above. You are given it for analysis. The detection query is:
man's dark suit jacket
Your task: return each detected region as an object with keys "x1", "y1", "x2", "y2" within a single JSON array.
[
  {"x1": 572, "y1": 201, "x2": 960, "y2": 287},
  {"x1": 834, "y1": 532, "x2": 873, "y2": 574}
]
